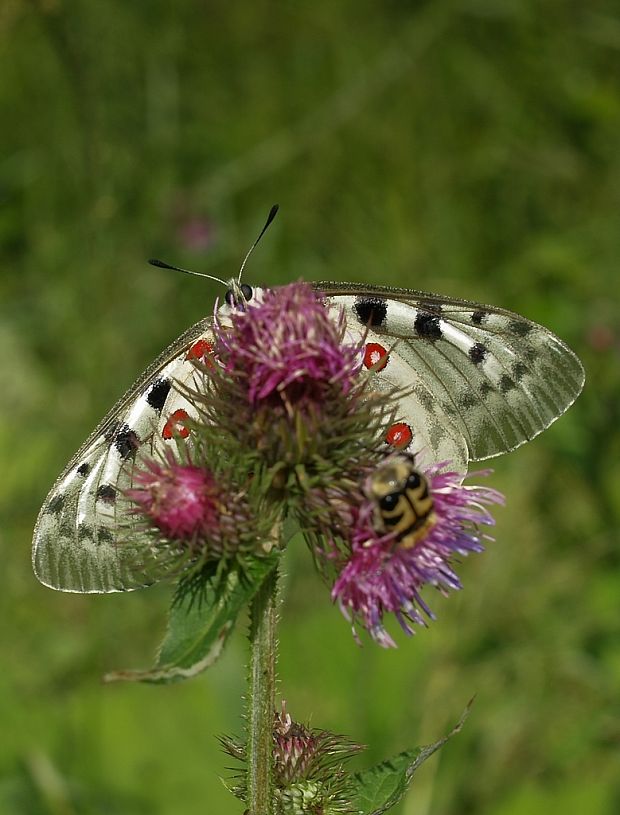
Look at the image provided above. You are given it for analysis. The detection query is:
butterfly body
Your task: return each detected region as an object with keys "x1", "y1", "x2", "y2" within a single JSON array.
[{"x1": 33, "y1": 280, "x2": 584, "y2": 594}]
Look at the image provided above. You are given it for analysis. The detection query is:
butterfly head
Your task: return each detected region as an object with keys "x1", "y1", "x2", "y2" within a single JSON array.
[
  {"x1": 220, "y1": 205, "x2": 278, "y2": 311},
  {"x1": 221, "y1": 281, "x2": 269, "y2": 313},
  {"x1": 224, "y1": 280, "x2": 254, "y2": 311}
]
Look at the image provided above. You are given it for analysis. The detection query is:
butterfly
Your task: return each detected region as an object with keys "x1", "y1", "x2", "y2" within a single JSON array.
[{"x1": 32, "y1": 232, "x2": 584, "y2": 594}]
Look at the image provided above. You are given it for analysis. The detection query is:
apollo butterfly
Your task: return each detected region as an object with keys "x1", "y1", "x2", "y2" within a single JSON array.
[{"x1": 32, "y1": 212, "x2": 584, "y2": 594}]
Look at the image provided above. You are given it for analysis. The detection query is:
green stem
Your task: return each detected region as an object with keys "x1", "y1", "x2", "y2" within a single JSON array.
[{"x1": 247, "y1": 565, "x2": 279, "y2": 815}]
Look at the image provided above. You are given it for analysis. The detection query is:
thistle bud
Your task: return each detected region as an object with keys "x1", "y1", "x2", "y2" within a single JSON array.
[{"x1": 221, "y1": 702, "x2": 364, "y2": 815}]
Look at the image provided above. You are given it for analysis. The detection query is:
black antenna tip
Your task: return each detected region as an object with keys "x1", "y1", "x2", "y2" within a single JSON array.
[
  {"x1": 148, "y1": 258, "x2": 172, "y2": 269},
  {"x1": 266, "y1": 204, "x2": 279, "y2": 225}
]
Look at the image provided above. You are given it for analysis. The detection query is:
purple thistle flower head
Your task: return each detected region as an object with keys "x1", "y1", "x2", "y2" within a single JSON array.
[
  {"x1": 215, "y1": 282, "x2": 363, "y2": 411},
  {"x1": 331, "y1": 460, "x2": 504, "y2": 647},
  {"x1": 127, "y1": 453, "x2": 221, "y2": 541}
]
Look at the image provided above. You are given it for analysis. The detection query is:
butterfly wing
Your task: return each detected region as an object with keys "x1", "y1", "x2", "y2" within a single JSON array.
[
  {"x1": 35, "y1": 279, "x2": 584, "y2": 593},
  {"x1": 342, "y1": 320, "x2": 470, "y2": 475},
  {"x1": 32, "y1": 318, "x2": 216, "y2": 594},
  {"x1": 319, "y1": 282, "x2": 584, "y2": 462}
]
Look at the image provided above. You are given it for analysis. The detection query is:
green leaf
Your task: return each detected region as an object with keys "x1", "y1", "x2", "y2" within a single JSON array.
[
  {"x1": 350, "y1": 702, "x2": 472, "y2": 815},
  {"x1": 104, "y1": 554, "x2": 279, "y2": 685}
]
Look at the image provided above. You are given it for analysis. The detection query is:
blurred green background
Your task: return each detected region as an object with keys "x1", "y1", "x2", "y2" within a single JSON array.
[{"x1": 1, "y1": 1, "x2": 619, "y2": 813}]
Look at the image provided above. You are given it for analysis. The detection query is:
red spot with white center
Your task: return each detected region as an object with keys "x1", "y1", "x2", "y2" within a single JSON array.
[
  {"x1": 386, "y1": 422, "x2": 413, "y2": 449},
  {"x1": 186, "y1": 338, "x2": 215, "y2": 366},
  {"x1": 363, "y1": 342, "x2": 389, "y2": 371},
  {"x1": 162, "y1": 409, "x2": 191, "y2": 440}
]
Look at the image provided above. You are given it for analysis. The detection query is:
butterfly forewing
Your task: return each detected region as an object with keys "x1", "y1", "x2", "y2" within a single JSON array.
[
  {"x1": 319, "y1": 282, "x2": 584, "y2": 461},
  {"x1": 33, "y1": 318, "x2": 216, "y2": 593}
]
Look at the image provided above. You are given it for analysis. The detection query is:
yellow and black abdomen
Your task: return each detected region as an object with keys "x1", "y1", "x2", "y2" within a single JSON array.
[{"x1": 376, "y1": 469, "x2": 435, "y2": 548}]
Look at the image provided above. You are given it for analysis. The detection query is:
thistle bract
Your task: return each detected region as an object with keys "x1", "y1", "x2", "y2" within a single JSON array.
[
  {"x1": 125, "y1": 445, "x2": 282, "y2": 581},
  {"x1": 221, "y1": 702, "x2": 364, "y2": 815}
]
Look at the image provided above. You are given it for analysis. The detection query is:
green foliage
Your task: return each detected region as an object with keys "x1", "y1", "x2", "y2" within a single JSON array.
[
  {"x1": 104, "y1": 556, "x2": 279, "y2": 685},
  {"x1": 2, "y1": 0, "x2": 619, "y2": 813},
  {"x1": 350, "y1": 705, "x2": 469, "y2": 815}
]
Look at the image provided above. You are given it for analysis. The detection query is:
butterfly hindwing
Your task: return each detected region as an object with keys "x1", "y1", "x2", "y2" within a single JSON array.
[
  {"x1": 320, "y1": 282, "x2": 584, "y2": 461},
  {"x1": 342, "y1": 319, "x2": 470, "y2": 474},
  {"x1": 32, "y1": 318, "x2": 216, "y2": 593}
]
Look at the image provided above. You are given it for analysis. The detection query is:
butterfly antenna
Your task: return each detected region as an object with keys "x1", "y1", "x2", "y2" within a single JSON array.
[
  {"x1": 148, "y1": 258, "x2": 227, "y2": 287},
  {"x1": 238, "y1": 204, "x2": 279, "y2": 283}
]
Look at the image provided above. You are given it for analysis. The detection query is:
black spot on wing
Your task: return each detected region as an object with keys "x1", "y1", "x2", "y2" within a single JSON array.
[
  {"x1": 480, "y1": 381, "x2": 494, "y2": 397},
  {"x1": 354, "y1": 297, "x2": 388, "y2": 327},
  {"x1": 146, "y1": 378, "x2": 172, "y2": 412},
  {"x1": 78, "y1": 523, "x2": 92, "y2": 541},
  {"x1": 414, "y1": 312, "x2": 442, "y2": 340},
  {"x1": 469, "y1": 343, "x2": 487, "y2": 364},
  {"x1": 96, "y1": 484, "x2": 117, "y2": 504},
  {"x1": 115, "y1": 425, "x2": 140, "y2": 460},
  {"x1": 47, "y1": 494, "x2": 65, "y2": 514},
  {"x1": 97, "y1": 527, "x2": 114, "y2": 544},
  {"x1": 77, "y1": 462, "x2": 90, "y2": 477},
  {"x1": 459, "y1": 392, "x2": 477, "y2": 409},
  {"x1": 512, "y1": 362, "x2": 528, "y2": 381},
  {"x1": 57, "y1": 518, "x2": 73, "y2": 537},
  {"x1": 471, "y1": 310, "x2": 487, "y2": 325},
  {"x1": 509, "y1": 320, "x2": 533, "y2": 337},
  {"x1": 416, "y1": 388, "x2": 434, "y2": 411},
  {"x1": 499, "y1": 375, "x2": 516, "y2": 393}
]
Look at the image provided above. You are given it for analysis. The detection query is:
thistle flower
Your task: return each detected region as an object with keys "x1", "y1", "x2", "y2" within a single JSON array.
[
  {"x1": 125, "y1": 450, "x2": 277, "y2": 569},
  {"x1": 221, "y1": 702, "x2": 364, "y2": 815},
  {"x1": 331, "y1": 463, "x2": 504, "y2": 648},
  {"x1": 127, "y1": 454, "x2": 222, "y2": 540},
  {"x1": 192, "y1": 282, "x2": 395, "y2": 490},
  {"x1": 216, "y1": 282, "x2": 363, "y2": 411}
]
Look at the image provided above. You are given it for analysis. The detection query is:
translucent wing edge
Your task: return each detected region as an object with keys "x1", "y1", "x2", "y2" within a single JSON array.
[
  {"x1": 32, "y1": 316, "x2": 215, "y2": 594},
  {"x1": 318, "y1": 282, "x2": 585, "y2": 461}
]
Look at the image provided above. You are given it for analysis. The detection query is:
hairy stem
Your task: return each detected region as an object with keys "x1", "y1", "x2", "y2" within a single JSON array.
[{"x1": 247, "y1": 565, "x2": 279, "y2": 814}]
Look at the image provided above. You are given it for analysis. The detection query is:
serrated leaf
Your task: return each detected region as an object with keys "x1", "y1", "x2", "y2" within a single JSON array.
[
  {"x1": 350, "y1": 702, "x2": 472, "y2": 815},
  {"x1": 104, "y1": 554, "x2": 279, "y2": 685}
]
